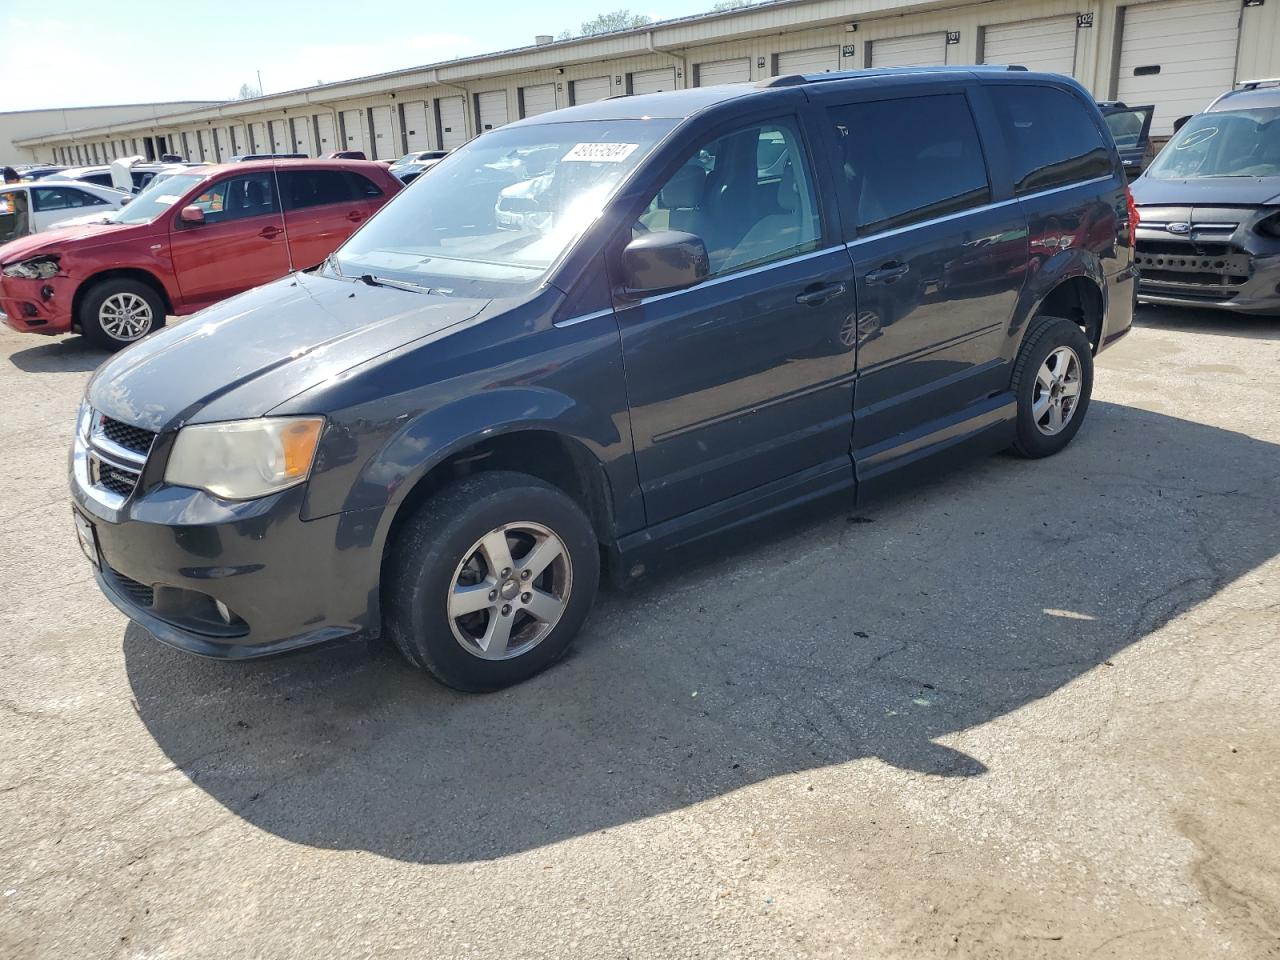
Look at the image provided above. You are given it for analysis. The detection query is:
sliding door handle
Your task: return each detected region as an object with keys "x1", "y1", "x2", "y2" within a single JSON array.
[
  {"x1": 795, "y1": 281, "x2": 847, "y2": 306},
  {"x1": 864, "y1": 262, "x2": 909, "y2": 285}
]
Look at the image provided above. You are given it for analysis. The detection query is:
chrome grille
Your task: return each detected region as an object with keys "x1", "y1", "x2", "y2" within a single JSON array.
[
  {"x1": 83, "y1": 410, "x2": 151, "y2": 504},
  {"x1": 99, "y1": 417, "x2": 155, "y2": 457}
]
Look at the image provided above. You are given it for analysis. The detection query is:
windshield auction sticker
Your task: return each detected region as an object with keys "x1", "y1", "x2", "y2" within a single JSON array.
[{"x1": 562, "y1": 143, "x2": 640, "y2": 163}]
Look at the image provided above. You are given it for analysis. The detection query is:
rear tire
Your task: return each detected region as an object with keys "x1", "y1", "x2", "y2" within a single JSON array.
[
  {"x1": 1010, "y1": 315, "x2": 1093, "y2": 458},
  {"x1": 80, "y1": 277, "x2": 166, "y2": 350},
  {"x1": 384, "y1": 470, "x2": 600, "y2": 692}
]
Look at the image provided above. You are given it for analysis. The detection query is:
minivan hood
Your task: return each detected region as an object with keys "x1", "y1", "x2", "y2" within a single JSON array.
[
  {"x1": 1131, "y1": 175, "x2": 1280, "y2": 207},
  {"x1": 87, "y1": 271, "x2": 489, "y2": 431}
]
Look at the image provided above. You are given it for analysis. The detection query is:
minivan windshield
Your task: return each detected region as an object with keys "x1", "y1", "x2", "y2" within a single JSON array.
[
  {"x1": 330, "y1": 118, "x2": 678, "y2": 297},
  {"x1": 1146, "y1": 107, "x2": 1280, "y2": 179},
  {"x1": 109, "y1": 173, "x2": 205, "y2": 224}
]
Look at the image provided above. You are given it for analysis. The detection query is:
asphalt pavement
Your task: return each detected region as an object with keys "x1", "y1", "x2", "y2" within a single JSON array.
[{"x1": 1, "y1": 305, "x2": 1277, "y2": 959}]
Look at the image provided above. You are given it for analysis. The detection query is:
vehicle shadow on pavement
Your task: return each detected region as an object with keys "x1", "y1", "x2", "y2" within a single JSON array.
[
  {"x1": 1134, "y1": 305, "x2": 1280, "y2": 341},
  {"x1": 7, "y1": 337, "x2": 112, "y2": 374},
  {"x1": 123, "y1": 400, "x2": 1280, "y2": 864}
]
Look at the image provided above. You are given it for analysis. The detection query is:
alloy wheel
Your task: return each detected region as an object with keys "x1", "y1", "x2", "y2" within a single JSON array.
[
  {"x1": 447, "y1": 521, "x2": 573, "y2": 660},
  {"x1": 1032, "y1": 345, "x2": 1081, "y2": 436},
  {"x1": 98, "y1": 292, "x2": 154, "y2": 342}
]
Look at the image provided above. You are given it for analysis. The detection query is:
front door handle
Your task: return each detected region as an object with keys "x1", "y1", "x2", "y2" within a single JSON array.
[
  {"x1": 346, "y1": 211, "x2": 365, "y2": 223},
  {"x1": 865, "y1": 262, "x2": 909, "y2": 285},
  {"x1": 795, "y1": 281, "x2": 846, "y2": 306},
  {"x1": 260, "y1": 225, "x2": 283, "y2": 240}
]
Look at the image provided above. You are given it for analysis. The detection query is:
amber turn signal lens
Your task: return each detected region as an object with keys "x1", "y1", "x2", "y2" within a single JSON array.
[{"x1": 281, "y1": 418, "x2": 324, "y2": 478}]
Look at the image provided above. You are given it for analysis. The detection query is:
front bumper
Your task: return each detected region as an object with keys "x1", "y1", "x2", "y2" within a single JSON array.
[
  {"x1": 71, "y1": 432, "x2": 382, "y2": 659},
  {"x1": 0, "y1": 274, "x2": 75, "y2": 335},
  {"x1": 1134, "y1": 205, "x2": 1280, "y2": 315}
]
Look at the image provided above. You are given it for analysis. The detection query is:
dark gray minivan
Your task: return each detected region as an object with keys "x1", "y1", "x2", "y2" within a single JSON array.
[{"x1": 72, "y1": 67, "x2": 1137, "y2": 691}]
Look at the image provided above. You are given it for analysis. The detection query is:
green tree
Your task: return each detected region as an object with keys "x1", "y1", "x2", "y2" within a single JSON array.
[{"x1": 577, "y1": 9, "x2": 652, "y2": 36}]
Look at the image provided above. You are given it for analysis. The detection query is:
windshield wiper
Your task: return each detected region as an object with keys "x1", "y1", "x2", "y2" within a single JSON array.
[{"x1": 358, "y1": 273, "x2": 430, "y2": 294}]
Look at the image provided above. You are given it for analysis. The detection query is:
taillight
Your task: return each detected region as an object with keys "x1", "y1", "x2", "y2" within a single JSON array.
[{"x1": 1125, "y1": 184, "x2": 1139, "y2": 247}]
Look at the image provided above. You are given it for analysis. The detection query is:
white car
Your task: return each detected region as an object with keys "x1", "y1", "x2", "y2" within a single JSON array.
[{"x1": 0, "y1": 181, "x2": 132, "y2": 244}]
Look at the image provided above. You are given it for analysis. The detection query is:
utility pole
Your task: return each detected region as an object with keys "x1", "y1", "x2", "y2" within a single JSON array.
[{"x1": 257, "y1": 70, "x2": 264, "y2": 96}]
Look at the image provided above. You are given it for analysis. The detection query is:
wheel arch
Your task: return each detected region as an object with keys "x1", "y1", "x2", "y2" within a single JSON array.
[
  {"x1": 1018, "y1": 256, "x2": 1107, "y2": 355},
  {"x1": 375, "y1": 425, "x2": 619, "y2": 604},
  {"x1": 72, "y1": 267, "x2": 175, "y2": 331}
]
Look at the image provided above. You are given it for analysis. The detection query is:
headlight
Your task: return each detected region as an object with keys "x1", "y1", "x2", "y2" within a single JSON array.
[
  {"x1": 165, "y1": 416, "x2": 324, "y2": 500},
  {"x1": 76, "y1": 402, "x2": 92, "y2": 444},
  {"x1": 1256, "y1": 210, "x2": 1280, "y2": 239},
  {"x1": 2, "y1": 255, "x2": 62, "y2": 280}
]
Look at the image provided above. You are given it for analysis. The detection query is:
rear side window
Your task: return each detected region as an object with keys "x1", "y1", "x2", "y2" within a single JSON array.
[
  {"x1": 989, "y1": 85, "x2": 1113, "y2": 193},
  {"x1": 345, "y1": 172, "x2": 384, "y2": 198},
  {"x1": 282, "y1": 170, "x2": 354, "y2": 210},
  {"x1": 826, "y1": 94, "x2": 990, "y2": 235}
]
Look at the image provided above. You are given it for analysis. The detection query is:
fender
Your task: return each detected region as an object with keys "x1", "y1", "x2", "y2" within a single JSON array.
[{"x1": 1007, "y1": 246, "x2": 1107, "y2": 359}]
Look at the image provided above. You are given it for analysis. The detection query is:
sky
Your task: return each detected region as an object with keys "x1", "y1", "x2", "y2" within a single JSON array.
[{"x1": 2, "y1": 0, "x2": 703, "y2": 112}]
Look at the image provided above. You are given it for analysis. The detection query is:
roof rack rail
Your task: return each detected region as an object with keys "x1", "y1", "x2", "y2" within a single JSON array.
[
  {"x1": 1236, "y1": 78, "x2": 1280, "y2": 90},
  {"x1": 756, "y1": 63, "x2": 1028, "y2": 89}
]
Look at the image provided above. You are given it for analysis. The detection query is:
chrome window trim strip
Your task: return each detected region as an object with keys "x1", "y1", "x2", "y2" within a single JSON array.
[
  {"x1": 635, "y1": 245, "x2": 843, "y2": 307},
  {"x1": 845, "y1": 176, "x2": 1114, "y2": 248},
  {"x1": 553, "y1": 307, "x2": 614, "y2": 329}
]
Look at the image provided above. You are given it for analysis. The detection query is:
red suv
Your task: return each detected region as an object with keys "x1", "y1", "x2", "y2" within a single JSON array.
[{"x1": 0, "y1": 159, "x2": 401, "y2": 349}]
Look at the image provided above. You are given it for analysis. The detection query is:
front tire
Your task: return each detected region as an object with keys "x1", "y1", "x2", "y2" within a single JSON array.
[
  {"x1": 385, "y1": 471, "x2": 600, "y2": 691},
  {"x1": 80, "y1": 278, "x2": 166, "y2": 350},
  {"x1": 1010, "y1": 315, "x2": 1094, "y2": 458}
]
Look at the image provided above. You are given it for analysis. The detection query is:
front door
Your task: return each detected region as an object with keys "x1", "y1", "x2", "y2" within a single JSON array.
[
  {"x1": 818, "y1": 88, "x2": 1028, "y2": 484},
  {"x1": 169, "y1": 172, "x2": 290, "y2": 308},
  {"x1": 615, "y1": 116, "x2": 856, "y2": 525}
]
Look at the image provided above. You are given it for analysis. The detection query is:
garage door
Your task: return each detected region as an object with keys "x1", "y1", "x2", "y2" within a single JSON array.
[
  {"x1": 270, "y1": 120, "x2": 290, "y2": 153},
  {"x1": 437, "y1": 96, "x2": 467, "y2": 149},
  {"x1": 870, "y1": 33, "x2": 947, "y2": 67},
  {"x1": 401, "y1": 100, "x2": 431, "y2": 150},
  {"x1": 249, "y1": 122, "x2": 267, "y2": 153},
  {"x1": 696, "y1": 57, "x2": 750, "y2": 86},
  {"x1": 571, "y1": 76, "x2": 612, "y2": 104},
  {"x1": 982, "y1": 16, "x2": 1077, "y2": 76},
  {"x1": 341, "y1": 110, "x2": 367, "y2": 154},
  {"x1": 776, "y1": 47, "x2": 840, "y2": 75},
  {"x1": 477, "y1": 91, "x2": 509, "y2": 133},
  {"x1": 315, "y1": 114, "x2": 336, "y2": 154},
  {"x1": 1117, "y1": 0, "x2": 1240, "y2": 137},
  {"x1": 631, "y1": 68, "x2": 675, "y2": 95},
  {"x1": 292, "y1": 116, "x2": 314, "y2": 156},
  {"x1": 369, "y1": 105, "x2": 394, "y2": 159},
  {"x1": 521, "y1": 83, "x2": 558, "y2": 118}
]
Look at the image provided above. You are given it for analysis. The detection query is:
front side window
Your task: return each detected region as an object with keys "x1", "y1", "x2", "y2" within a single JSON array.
[
  {"x1": 191, "y1": 174, "x2": 279, "y2": 224},
  {"x1": 32, "y1": 186, "x2": 83, "y2": 211},
  {"x1": 988, "y1": 85, "x2": 1113, "y2": 194},
  {"x1": 636, "y1": 118, "x2": 821, "y2": 276},
  {"x1": 1146, "y1": 107, "x2": 1280, "y2": 179},
  {"x1": 331, "y1": 118, "x2": 678, "y2": 297},
  {"x1": 827, "y1": 94, "x2": 990, "y2": 235}
]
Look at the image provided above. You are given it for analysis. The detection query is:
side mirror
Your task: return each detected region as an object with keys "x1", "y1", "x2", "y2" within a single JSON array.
[
  {"x1": 621, "y1": 230, "x2": 709, "y2": 298},
  {"x1": 179, "y1": 205, "x2": 205, "y2": 225}
]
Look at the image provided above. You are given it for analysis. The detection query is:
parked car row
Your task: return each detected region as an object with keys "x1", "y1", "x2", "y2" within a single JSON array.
[
  {"x1": 0, "y1": 159, "x2": 401, "y2": 347},
  {"x1": 0, "y1": 180, "x2": 131, "y2": 244}
]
